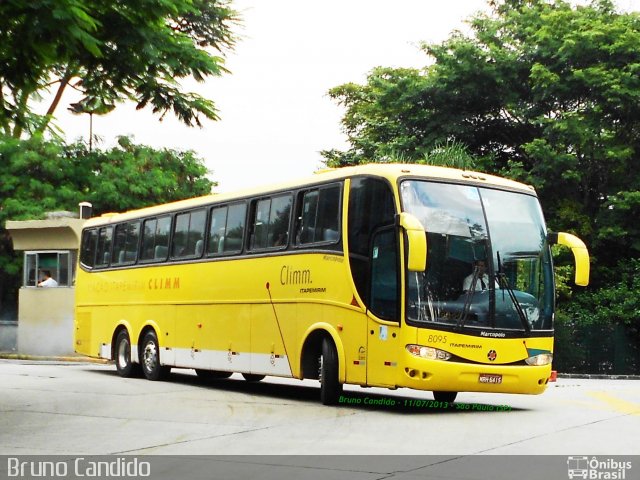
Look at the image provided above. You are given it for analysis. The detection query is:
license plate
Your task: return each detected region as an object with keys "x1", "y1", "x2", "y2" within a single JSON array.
[{"x1": 479, "y1": 373, "x2": 503, "y2": 384}]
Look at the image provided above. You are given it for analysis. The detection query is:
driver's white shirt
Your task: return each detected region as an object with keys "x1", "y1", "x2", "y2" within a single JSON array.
[
  {"x1": 463, "y1": 273, "x2": 491, "y2": 292},
  {"x1": 39, "y1": 277, "x2": 58, "y2": 287}
]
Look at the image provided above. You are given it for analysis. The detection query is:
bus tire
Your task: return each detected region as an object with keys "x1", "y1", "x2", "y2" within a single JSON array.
[
  {"x1": 140, "y1": 330, "x2": 170, "y2": 381},
  {"x1": 196, "y1": 369, "x2": 232, "y2": 380},
  {"x1": 114, "y1": 330, "x2": 140, "y2": 378},
  {"x1": 242, "y1": 373, "x2": 265, "y2": 382},
  {"x1": 433, "y1": 391, "x2": 457, "y2": 403},
  {"x1": 320, "y1": 337, "x2": 342, "y2": 405}
]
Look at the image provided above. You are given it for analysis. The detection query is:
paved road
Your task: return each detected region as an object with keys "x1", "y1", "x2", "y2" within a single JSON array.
[{"x1": 1, "y1": 359, "x2": 639, "y2": 456}]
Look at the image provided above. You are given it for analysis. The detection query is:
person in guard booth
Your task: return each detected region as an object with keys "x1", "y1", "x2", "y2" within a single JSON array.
[{"x1": 37, "y1": 270, "x2": 58, "y2": 287}]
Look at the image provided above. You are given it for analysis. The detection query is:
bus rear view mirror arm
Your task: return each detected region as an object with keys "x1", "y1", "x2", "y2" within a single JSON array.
[
  {"x1": 396, "y1": 212, "x2": 427, "y2": 272},
  {"x1": 548, "y1": 231, "x2": 590, "y2": 287}
]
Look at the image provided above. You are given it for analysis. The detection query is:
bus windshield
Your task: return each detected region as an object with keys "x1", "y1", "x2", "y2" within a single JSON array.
[{"x1": 401, "y1": 180, "x2": 554, "y2": 332}]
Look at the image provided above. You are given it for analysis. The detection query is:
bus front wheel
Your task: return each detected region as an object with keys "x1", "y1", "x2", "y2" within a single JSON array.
[
  {"x1": 140, "y1": 330, "x2": 171, "y2": 381},
  {"x1": 433, "y1": 391, "x2": 457, "y2": 403},
  {"x1": 196, "y1": 369, "x2": 232, "y2": 380},
  {"x1": 242, "y1": 373, "x2": 265, "y2": 382},
  {"x1": 114, "y1": 330, "x2": 140, "y2": 378},
  {"x1": 319, "y1": 338, "x2": 342, "y2": 405}
]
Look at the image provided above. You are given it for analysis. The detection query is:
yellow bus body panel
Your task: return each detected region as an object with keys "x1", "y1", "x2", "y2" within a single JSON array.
[
  {"x1": 75, "y1": 164, "x2": 565, "y2": 398},
  {"x1": 76, "y1": 251, "x2": 370, "y2": 380}
]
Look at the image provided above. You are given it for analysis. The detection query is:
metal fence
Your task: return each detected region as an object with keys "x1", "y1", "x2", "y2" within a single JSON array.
[{"x1": 554, "y1": 320, "x2": 640, "y2": 375}]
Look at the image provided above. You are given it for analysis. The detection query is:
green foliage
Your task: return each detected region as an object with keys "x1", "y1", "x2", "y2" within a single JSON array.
[
  {"x1": 0, "y1": 134, "x2": 215, "y2": 317},
  {"x1": 596, "y1": 190, "x2": 640, "y2": 258},
  {"x1": 324, "y1": 139, "x2": 477, "y2": 170},
  {"x1": 563, "y1": 259, "x2": 640, "y2": 327},
  {"x1": 552, "y1": 248, "x2": 575, "y2": 301},
  {"x1": 324, "y1": 1, "x2": 640, "y2": 276},
  {"x1": 418, "y1": 140, "x2": 477, "y2": 170},
  {"x1": 0, "y1": 0, "x2": 238, "y2": 138},
  {"x1": 0, "y1": 135, "x2": 214, "y2": 222},
  {"x1": 322, "y1": 67, "x2": 433, "y2": 166},
  {"x1": 72, "y1": 136, "x2": 215, "y2": 214},
  {"x1": 555, "y1": 259, "x2": 640, "y2": 373},
  {"x1": 325, "y1": 0, "x2": 640, "y2": 372}
]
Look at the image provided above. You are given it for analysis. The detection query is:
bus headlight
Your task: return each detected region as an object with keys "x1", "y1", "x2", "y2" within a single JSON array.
[
  {"x1": 406, "y1": 344, "x2": 452, "y2": 361},
  {"x1": 525, "y1": 353, "x2": 553, "y2": 366}
]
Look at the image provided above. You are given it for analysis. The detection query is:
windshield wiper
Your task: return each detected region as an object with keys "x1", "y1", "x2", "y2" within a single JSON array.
[
  {"x1": 496, "y1": 252, "x2": 531, "y2": 333},
  {"x1": 457, "y1": 263, "x2": 480, "y2": 329}
]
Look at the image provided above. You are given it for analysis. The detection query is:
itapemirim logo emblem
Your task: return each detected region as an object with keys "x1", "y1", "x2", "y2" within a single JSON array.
[{"x1": 567, "y1": 456, "x2": 633, "y2": 479}]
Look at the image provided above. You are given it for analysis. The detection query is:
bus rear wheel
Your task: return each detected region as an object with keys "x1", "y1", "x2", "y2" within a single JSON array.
[
  {"x1": 114, "y1": 330, "x2": 140, "y2": 378},
  {"x1": 242, "y1": 373, "x2": 265, "y2": 382},
  {"x1": 319, "y1": 338, "x2": 342, "y2": 405},
  {"x1": 140, "y1": 330, "x2": 170, "y2": 381},
  {"x1": 433, "y1": 391, "x2": 457, "y2": 403}
]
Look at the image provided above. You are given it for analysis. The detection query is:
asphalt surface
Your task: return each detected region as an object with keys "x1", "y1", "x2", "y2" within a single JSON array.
[{"x1": 1, "y1": 359, "x2": 639, "y2": 456}]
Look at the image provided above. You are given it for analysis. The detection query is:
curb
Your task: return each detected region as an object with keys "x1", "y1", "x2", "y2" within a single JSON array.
[
  {"x1": 0, "y1": 353, "x2": 110, "y2": 364},
  {"x1": 557, "y1": 373, "x2": 640, "y2": 380},
  {"x1": 0, "y1": 354, "x2": 637, "y2": 379}
]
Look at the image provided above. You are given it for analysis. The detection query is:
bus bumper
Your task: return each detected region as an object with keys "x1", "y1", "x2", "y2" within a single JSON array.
[{"x1": 398, "y1": 356, "x2": 551, "y2": 395}]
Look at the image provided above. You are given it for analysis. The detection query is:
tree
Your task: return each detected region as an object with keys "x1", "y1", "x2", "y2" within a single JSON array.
[
  {"x1": 322, "y1": 67, "x2": 431, "y2": 166},
  {"x1": 72, "y1": 136, "x2": 216, "y2": 214},
  {"x1": 0, "y1": 0, "x2": 238, "y2": 138},
  {"x1": 0, "y1": 134, "x2": 215, "y2": 318},
  {"x1": 324, "y1": 0, "x2": 640, "y2": 372},
  {"x1": 324, "y1": 0, "x2": 640, "y2": 272},
  {"x1": 0, "y1": 135, "x2": 214, "y2": 223},
  {"x1": 555, "y1": 259, "x2": 640, "y2": 374}
]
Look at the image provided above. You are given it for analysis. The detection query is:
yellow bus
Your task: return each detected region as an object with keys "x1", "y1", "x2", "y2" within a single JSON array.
[{"x1": 74, "y1": 163, "x2": 589, "y2": 404}]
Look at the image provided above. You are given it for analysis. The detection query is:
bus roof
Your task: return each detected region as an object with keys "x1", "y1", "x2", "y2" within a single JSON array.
[{"x1": 83, "y1": 163, "x2": 536, "y2": 227}]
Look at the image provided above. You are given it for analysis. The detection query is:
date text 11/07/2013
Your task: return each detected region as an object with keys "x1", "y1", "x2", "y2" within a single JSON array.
[{"x1": 338, "y1": 396, "x2": 512, "y2": 411}]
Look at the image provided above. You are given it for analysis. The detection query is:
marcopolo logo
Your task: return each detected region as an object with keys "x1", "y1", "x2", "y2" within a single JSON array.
[{"x1": 567, "y1": 456, "x2": 633, "y2": 480}]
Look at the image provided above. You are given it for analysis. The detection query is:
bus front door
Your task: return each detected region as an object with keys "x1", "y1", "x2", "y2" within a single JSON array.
[{"x1": 366, "y1": 228, "x2": 401, "y2": 388}]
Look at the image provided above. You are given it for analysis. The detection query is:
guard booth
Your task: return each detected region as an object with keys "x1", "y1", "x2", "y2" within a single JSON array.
[{"x1": 6, "y1": 205, "x2": 90, "y2": 356}]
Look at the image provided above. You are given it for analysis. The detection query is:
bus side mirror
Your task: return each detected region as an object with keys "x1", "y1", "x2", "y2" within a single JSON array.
[
  {"x1": 397, "y1": 212, "x2": 427, "y2": 272},
  {"x1": 548, "y1": 232, "x2": 590, "y2": 286}
]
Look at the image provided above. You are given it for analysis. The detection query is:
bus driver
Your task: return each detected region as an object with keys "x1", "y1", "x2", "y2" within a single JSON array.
[{"x1": 463, "y1": 260, "x2": 492, "y2": 292}]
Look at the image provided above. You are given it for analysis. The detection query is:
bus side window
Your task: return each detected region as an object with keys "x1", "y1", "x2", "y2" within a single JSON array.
[
  {"x1": 296, "y1": 184, "x2": 341, "y2": 245},
  {"x1": 155, "y1": 216, "x2": 171, "y2": 260},
  {"x1": 348, "y1": 177, "x2": 396, "y2": 307},
  {"x1": 251, "y1": 199, "x2": 271, "y2": 250},
  {"x1": 209, "y1": 206, "x2": 228, "y2": 255},
  {"x1": 269, "y1": 194, "x2": 292, "y2": 247},
  {"x1": 140, "y1": 218, "x2": 158, "y2": 261},
  {"x1": 298, "y1": 190, "x2": 319, "y2": 244},
  {"x1": 112, "y1": 224, "x2": 127, "y2": 265},
  {"x1": 173, "y1": 213, "x2": 190, "y2": 257},
  {"x1": 370, "y1": 228, "x2": 399, "y2": 320},
  {"x1": 224, "y1": 203, "x2": 246, "y2": 253},
  {"x1": 80, "y1": 229, "x2": 98, "y2": 268},
  {"x1": 172, "y1": 209, "x2": 206, "y2": 259},
  {"x1": 190, "y1": 210, "x2": 206, "y2": 257},
  {"x1": 112, "y1": 221, "x2": 140, "y2": 265},
  {"x1": 250, "y1": 194, "x2": 292, "y2": 250},
  {"x1": 140, "y1": 216, "x2": 171, "y2": 262},
  {"x1": 125, "y1": 222, "x2": 140, "y2": 262},
  {"x1": 209, "y1": 202, "x2": 247, "y2": 255},
  {"x1": 95, "y1": 226, "x2": 113, "y2": 268}
]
